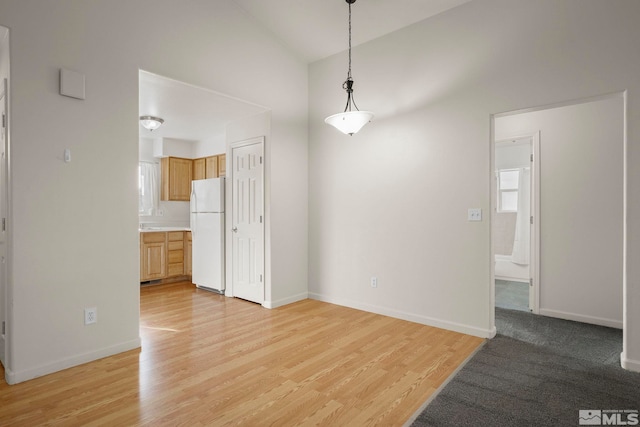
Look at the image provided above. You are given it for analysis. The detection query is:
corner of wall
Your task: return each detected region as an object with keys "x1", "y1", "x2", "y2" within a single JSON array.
[{"x1": 620, "y1": 352, "x2": 640, "y2": 373}]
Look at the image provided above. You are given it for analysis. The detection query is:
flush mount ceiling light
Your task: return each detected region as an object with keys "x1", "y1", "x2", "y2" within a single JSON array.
[
  {"x1": 324, "y1": 0, "x2": 374, "y2": 136},
  {"x1": 139, "y1": 115, "x2": 164, "y2": 131}
]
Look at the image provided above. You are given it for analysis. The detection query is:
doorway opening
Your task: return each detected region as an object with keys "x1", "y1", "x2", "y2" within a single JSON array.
[
  {"x1": 491, "y1": 93, "x2": 625, "y2": 358},
  {"x1": 137, "y1": 70, "x2": 269, "y2": 303},
  {"x1": 493, "y1": 134, "x2": 538, "y2": 313}
]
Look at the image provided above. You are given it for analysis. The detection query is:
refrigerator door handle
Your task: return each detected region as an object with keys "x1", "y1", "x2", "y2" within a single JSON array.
[
  {"x1": 190, "y1": 185, "x2": 197, "y2": 236},
  {"x1": 191, "y1": 188, "x2": 197, "y2": 213}
]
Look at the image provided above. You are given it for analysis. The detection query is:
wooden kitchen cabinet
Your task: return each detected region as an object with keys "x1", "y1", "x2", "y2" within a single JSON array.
[
  {"x1": 218, "y1": 154, "x2": 226, "y2": 177},
  {"x1": 192, "y1": 153, "x2": 225, "y2": 180},
  {"x1": 167, "y1": 231, "x2": 185, "y2": 277},
  {"x1": 192, "y1": 158, "x2": 206, "y2": 180},
  {"x1": 185, "y1": 231, "x2": 192, "y2": 276},
  {"x1": 205, "y1": 156, "x2": 218, "y2": 179},
  {"x1": 161, "y1": 157, "x2": 193, "y2": 201},
  {"x1": 141, "y1": 232, "x2": 167, "y2": 281}
]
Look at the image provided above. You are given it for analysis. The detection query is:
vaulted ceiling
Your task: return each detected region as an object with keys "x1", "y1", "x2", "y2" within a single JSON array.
[
  {"x1": 232, "y1": 0, "x2": 472, "y2": 63},
  {"x1": 139, "y1": 0, "x2": 472, "y2": 142}
]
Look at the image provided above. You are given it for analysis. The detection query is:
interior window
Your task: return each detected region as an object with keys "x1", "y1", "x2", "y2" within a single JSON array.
[{"x1": 497, "y1": 169, "x2": 519, "y2": 212}]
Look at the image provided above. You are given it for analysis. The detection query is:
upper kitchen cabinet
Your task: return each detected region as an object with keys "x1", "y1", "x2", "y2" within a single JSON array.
[
  {"x1": 205, "y1": 156, "x2": 218, "y2": 178},
  {"x1": 218, "y1": 154, "x2": 226, "y2": 177},
  {"x1": 192, "y1": 153, "x2": 225, "y2": 180},
  {"x1": 161, "y1": 157, "x2": 193, "y2": 201},
  {"x1": 193, "y1": 158, "x2": 206, "y2": 181}
]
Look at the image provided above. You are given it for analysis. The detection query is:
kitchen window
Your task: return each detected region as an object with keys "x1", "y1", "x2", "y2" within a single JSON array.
[{"x1": 139, "y1": 162, "x2": 159, "y2": 215}]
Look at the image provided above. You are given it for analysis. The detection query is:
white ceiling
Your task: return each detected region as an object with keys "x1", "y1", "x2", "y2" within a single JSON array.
[
  {"x1": 138, "y1": 71, "x2": 267, "y2": 143},
  {"x1": 232, "y1": 0, "x2": 473, "y2": 63},
  {"x1": 139, "y1": 1, "x2": 471, "y2": 143}
]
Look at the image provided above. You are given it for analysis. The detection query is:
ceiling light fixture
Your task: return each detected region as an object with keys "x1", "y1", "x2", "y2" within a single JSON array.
[
  {"x1": 324, "y1": 0, "x2": 374, "y2": 136},
  {"x1": 139, "y1": 115, "x2": 164, "y2": 131}
]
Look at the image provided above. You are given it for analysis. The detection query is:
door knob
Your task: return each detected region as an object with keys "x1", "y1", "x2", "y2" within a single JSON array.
[{"x1": 232, "y1": 226, "x2": 238, "y2": 232}]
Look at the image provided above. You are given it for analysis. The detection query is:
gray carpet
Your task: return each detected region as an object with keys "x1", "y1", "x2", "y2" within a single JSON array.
[{"x1": 411, "y1": 309, "x2": 640, "y2": 426}]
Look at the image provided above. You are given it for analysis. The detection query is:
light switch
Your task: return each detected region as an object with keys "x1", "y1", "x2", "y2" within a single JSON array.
[
  {"x1": 468, "y1": 208, "x2": 482, "y2": 221},
  {"x1": 64, "y1": 149, "x2": 71, "y2": 163}
]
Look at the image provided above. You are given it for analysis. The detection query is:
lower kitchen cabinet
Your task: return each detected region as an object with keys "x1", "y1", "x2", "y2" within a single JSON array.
[
  {"x1": 167, "y1": 232, "x2": 185, "y2": 277},
  {"x1": 140, "y1": 232, "x2": 167, "y2": 281},
  {"x1": 140, "y1": 231, "x2": 192, "y2": 282},
  {"x1": 185, "y1": 232, "x2": 192, "y2": 276}
]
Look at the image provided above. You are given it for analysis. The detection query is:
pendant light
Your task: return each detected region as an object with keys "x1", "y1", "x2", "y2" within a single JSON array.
[
  {"x1": 324, "y1": 0, "x2": 374, "y2": 136},
  {"x1": 140, "y1": 115, "x2": 164, "y2": 131}
]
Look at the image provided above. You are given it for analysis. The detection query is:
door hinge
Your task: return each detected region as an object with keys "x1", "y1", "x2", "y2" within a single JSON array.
[
  {"x1": 2, "y1": 218, "x2": 5, "y2": 232},
  {"x1": 260, "y1": 274, "x2": 263, "y2": 282},
  {"x1": 530, "y1": 216, "x2": 533, "y2": 225},
  {"x1": 530, "y1": 153, "x2": 533, "y2": 162},
  {"x1": 529, "y1": 278, "x2": 533, "y2": 287},
  {"x1": 2, "y1": 320, "x2": 5, "y2": 335},
  {"x1": 260, "y1": 215, "x2": 263, "y2": 223},
  {"x1": 2, "y1": 113, "x2": 5, "y2": 128}
]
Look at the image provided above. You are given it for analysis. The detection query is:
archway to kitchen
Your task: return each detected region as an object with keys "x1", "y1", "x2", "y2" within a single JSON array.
[{"x1": 137, "y1": 70, "x2": 270, "y2": 306}]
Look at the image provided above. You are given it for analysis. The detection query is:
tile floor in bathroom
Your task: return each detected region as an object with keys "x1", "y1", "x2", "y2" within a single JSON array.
[{"x1": 495, "y1": 279, "x2": 529, "y2": 312}]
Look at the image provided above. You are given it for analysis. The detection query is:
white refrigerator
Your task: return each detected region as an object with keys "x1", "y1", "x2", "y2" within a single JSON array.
[{"x1": 190, "y1": 178, "x2": 225, "y2": 293}]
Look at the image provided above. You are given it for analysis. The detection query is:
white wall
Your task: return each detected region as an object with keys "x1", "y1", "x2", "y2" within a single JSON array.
[
  {"x1": 0, "y1": 0, "x2": 308, "y2": 383},
  {"x1": 153, "y1": 137, "x2": 195, "y2": 159},
  {"x1": 496, "y1": 96, "x2": 624, "y2": 328},
  {"x1": 308, "y1": 0, "x2": 640, "y2": 370},
  {"x1": 225, "y1": 110, "x2": 308, "y2": 308}
]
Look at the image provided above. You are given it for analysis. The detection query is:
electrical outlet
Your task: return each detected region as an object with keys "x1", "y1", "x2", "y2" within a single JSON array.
[
  {"x1": 84, "y1": 307, "x2": 97, "y2": 325},
  {"x1": 371, "y1": 276, "x2": 378, "y2": 288}
]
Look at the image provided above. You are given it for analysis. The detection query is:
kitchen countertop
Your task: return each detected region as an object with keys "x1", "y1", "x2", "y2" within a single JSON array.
[{"x1": 139, "y1": 227, "x2": 190, "y2": 233}]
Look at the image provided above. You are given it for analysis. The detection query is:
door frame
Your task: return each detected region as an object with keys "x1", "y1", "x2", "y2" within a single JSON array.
[
  {"x1": 0, "y1": 78, "x2": 9, "y2": 371},
  {"x1": 226, "y1": 136, "x2": 265, "y2": 303},
  {"x1": 491, "y1": 131, "x2": 541, "y2": 314}
]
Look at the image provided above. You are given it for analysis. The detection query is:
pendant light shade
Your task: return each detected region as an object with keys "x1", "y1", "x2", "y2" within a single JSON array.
[
  {"x1": 325, "y1": 0, "x2": 374, "y2": 136},
  {"x1": 325, "y1": 110, "x2": 374, "y2": 136},
  {"x1": 140, "y1": 115, "x2": 164, "y2": 131}
]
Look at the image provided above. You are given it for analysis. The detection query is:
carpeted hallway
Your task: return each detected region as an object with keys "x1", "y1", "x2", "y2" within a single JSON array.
[{"x1": 410, "y1": 308, "x2": 640, "y2": 426}]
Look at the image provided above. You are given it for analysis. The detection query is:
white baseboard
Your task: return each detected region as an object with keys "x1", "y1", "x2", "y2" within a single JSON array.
[
  {"x1": 263, "y1": 292, "x2": 308, "y2": 309},
  {"x1": 308, "y1": 292, "x2": 494, "y2": 338},
  {"x1": 5, "y1": 337, "x2": 141, "y2": 385},
  {"x1": 538, "y1": 308, "x2": 622, "y2": 329},
  {"x1": 488, "y1": 325, "x2": 497, "y2": 339},
  {"x1": 621, "y1": 352, "x2": 640, "y2": 372}
]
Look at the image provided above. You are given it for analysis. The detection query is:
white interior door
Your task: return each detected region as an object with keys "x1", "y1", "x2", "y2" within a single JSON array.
[
  {"x1": 231, "y1": 139, "x2": 264, "y2": 304},
  {"x1": 0, "y1": 79, "x2": 8, "y2": 366}
]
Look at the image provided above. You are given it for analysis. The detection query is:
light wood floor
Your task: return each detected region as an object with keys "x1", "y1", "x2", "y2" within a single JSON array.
[{"x1": 0, "y1": 281, "x2": 483, "y2": 426}]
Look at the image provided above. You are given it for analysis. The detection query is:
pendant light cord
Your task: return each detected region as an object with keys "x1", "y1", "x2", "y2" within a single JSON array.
[
  {"x1": 347, "y1": 0, "x2": 352, "y2": 81},
  {"x1": 343, "y1": 0, "x2": 360, "y2": 112}
]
